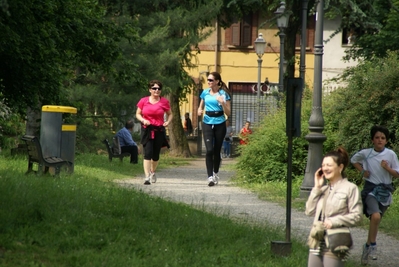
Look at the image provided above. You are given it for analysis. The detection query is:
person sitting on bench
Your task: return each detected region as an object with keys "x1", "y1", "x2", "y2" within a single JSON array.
[{"x1": 115, "y1": 120, "x2": 139, "y2": 164}]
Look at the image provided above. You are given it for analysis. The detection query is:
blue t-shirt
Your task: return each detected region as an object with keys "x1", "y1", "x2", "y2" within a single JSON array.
[{"x1": 200, "y1": 88, "x2": 231, "y2": 125}]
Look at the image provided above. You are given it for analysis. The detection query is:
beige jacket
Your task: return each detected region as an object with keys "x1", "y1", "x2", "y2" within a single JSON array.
[{"x1": 305, "y1": 178, "x2": 362, "y2": 228}]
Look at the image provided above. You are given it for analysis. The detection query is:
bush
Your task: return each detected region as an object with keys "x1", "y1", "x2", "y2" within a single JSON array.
[
  {"x1": 325, "y1": 51, "x2": 399, "y2": 155},
  {"x1": 236, "y1": 52, "x2": 399, "y2": 186},
  {"x1": 235, "y1": 88, "x2": 330, "y2": 183},
  {"x1": 0, "y1": 112, "x2": 25, "y2": 150}
]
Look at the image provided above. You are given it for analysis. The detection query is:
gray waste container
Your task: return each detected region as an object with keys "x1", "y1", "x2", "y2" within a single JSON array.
[{"x1": 40, "y1": 105, "x2": 77, "y2": 173}]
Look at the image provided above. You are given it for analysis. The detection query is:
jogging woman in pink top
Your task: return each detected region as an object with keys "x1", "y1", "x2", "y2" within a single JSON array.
[{"x1": 136, "y1": 80, "x2": 173, "y2": 185}]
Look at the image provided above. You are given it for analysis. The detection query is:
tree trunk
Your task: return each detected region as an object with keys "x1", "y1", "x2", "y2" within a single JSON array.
[
  {"x1": 26, "y1": 105, "x2": 41, "y2": 136},
  {"x1": 168, "y1": 91, "x2": 192, "y2": 157}
]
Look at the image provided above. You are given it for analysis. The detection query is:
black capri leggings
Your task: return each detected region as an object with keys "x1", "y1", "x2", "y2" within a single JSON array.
[
  {"x1": 202, "y1": 122, "x2": 226, "y2": 177},
  {"x1": 143, "y1": 130, "x2": 164, "y2": 161}
]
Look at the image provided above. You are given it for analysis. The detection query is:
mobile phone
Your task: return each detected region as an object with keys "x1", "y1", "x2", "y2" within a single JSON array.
[{"x1": 318, "y1": 169, "x2": 323, "y2": 176}]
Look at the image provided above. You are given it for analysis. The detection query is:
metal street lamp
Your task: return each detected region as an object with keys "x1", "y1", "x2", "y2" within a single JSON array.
[
  {"x1": 300, "y1": 0, "x2": 309, "y2": 83},
  {"x1": 300, "y1": 0, "x2": 327, "y2": 197},
  {"x1": 254, "y1": 33, "x2": 266, "y2": 124},
  {"x1": 275, "y1": 1, "x2": 290, "y2": 93},
  {"x1": 270, "y1": 2, "x2": 293, "y2": 257}
]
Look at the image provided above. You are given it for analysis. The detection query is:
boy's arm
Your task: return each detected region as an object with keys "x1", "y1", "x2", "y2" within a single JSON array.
[
  {"x1": 351, "y1": 150, "x2": 369, "y2": 177},
  {"x1": 381, "y1": 160, "x2": 399, "y2": 178},
  {"x1": 352, "y1": 162, "x2": 363, "y2": 172},
  {"x1": 352, "y1": 162, "x2": 370, "y2": 178}
]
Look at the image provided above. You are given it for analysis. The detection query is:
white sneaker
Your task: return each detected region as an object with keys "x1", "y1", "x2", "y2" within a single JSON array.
[
  {"x1": 144, "y1": 176, "x2": 151, "y2": 185},
  {"x1": 361, "y1": 244, "x2": 370, "y2": 265},
  {"x1": 150, "y1": 171, "x2": 157, "y2": 183},
  {"x1": 213, "y1": 172, "x2": 219, "y2": 185},
  {"x1": 208, "y1": 176, "x2": 215, "y2": 187},
  {"x1": 369, "y1": 245, "x2": 378, "y2": 260}
]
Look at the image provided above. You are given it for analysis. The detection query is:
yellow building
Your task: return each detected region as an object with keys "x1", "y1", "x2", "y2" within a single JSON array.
[{"x1": 181, "y1": 13, "x2": 316, "y2": 133}]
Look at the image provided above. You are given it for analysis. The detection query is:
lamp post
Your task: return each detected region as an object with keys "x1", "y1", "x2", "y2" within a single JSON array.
[
  {"x1": 271, "y1": 2, "x2": 293, "y2": 256},
  {"x1": 275, "y1": 1, "x2": 290, "y2": 93},
  {"x1": 300, "y1": 0, "x2": 327, "y2": 197},
  {"x1": 254, "y1": 33, "x2": 266, "y2": 125},
  {"x1": 300, "y1": 0, "x2": 309, "y2": 83},
  {"x1": 276, "y1": 1, "x2": 291, "y2": 244}
]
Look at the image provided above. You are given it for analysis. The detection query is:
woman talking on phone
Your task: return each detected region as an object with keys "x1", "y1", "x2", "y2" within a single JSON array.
[
  {"x1": 305, "y1": 147, "x2": 362, "y2": 266},
  {"x1": 197, "y1": 72, "x2": 231, "y2": 186}
]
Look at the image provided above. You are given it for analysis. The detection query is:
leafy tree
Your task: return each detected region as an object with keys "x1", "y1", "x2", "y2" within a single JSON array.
[
  {"x1": 122, "y1": 0, "x2": 284, "y2": 157},
  {"x1": 118, "y1": 0, "x2": 219, "y2": 157},
  {"x1": 324, "y1": 51, "x2": 399, "y2": 153},
  {"x1": 67, "y1": 3, "x2": 147, "y2": 124},
  {"x1": 0, "y1": 0, "x2": 138, "y2": 134},
  {"x1": 321, "y1": 0, "x2": 399, "y2": 61}
]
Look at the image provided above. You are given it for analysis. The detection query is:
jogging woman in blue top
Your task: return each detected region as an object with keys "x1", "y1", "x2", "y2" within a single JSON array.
[{"x1": 197, "y1": 72, "x2": 231, "y2": 186}]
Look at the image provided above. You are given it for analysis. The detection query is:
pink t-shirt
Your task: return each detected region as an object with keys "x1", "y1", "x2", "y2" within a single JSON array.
[{"x1": 137, "y1": 96, "x2": 170, "y2": 126}]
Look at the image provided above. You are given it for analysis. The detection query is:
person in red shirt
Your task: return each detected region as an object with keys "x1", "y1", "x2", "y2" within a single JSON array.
[
  {"x1": 136, "y1": 80, "x2": 173, "y2": 185},
  {"x1": 239, "y1": 121, "x2": 252, "y2": 145}
]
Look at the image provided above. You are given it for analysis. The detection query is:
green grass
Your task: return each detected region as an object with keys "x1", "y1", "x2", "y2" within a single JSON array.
[{"x1": 0, "y1": 152, "x2": 362, "y2": 266}]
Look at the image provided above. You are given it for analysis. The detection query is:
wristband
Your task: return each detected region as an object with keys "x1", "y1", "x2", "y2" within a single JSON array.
[{"x1": 361, "y1": 170, "x2": 365, "y2": 176}]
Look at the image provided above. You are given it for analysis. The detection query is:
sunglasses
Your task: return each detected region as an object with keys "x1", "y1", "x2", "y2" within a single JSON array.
[
  {"x1": 207, "y1": 79, "x2": 214, "y2": 82},
  {"x1": 151, "y1": 87, "x2": 162, "y2": 90}
]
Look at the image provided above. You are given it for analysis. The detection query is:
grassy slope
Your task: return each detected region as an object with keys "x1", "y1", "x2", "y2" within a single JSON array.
[{"x1": 0, "y1": 153, "x2": 362, "y2": 266}]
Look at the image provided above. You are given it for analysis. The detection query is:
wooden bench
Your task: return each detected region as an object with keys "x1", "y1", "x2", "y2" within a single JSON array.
[
  {"x1": 102, "y1": 137, "x2": 130, "y2": 162},
  {"x1": 21, "y1": 135, "x2": 72, "y2": 176}
]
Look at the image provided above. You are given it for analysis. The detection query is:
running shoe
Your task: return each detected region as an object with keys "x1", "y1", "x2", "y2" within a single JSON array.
[
  {"x1": 213, "y1": 172, "x2": 219, "y2": 185},
  {"x1": 208, "y1": 176, "x2": 215, "y2": 187},
  {"x1": 361, "y1": 244, "x2": 370, "y2": 265},
  {"x1": 144, "y1": 176, "x2": 151, "y2": 185},
  {"x1": 150, "y1": 171, "x2": 157, "y2": 183},
  {"x1": 369, "y1": 245, "x2": 377, "y2": 260}
]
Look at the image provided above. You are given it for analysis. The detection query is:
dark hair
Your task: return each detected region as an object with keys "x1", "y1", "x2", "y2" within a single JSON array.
[
  {"x1": 210, "y1": 71, "x2": 231, "y2": 97},
  {"x1": 323, "y1": 146, "x2": 349, "y2": 176},
  {"x1": 148, "y1": 80, "x2": 162, "y2": 89},
  {"x1": 370, "y1": 125, "x2": 389, "y2": 141},
  {"x1": 125, "y1": 120, "x2": 134, "y2": 129}
]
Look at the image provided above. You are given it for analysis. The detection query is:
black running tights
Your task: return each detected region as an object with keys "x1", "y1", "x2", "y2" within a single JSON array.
[{"x1": 202, "y1": 122, "x2": 226, "y2": 177}]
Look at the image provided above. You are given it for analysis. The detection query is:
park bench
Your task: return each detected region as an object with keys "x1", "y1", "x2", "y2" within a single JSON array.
[
  {"x1": 102, "y1": 137, "x2": 130, "y2": 162},
  {"x1": 21, "y1": 135, "x2": 72, "y2": 176}
]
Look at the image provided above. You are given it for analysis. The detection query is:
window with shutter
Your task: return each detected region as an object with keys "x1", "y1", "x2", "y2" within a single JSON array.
[
  {"x1": 227, "y1": 14, "x2": 253, "y2": 47},
  {"x1": 241, "y1": 14, "x2": 252, "y2": 46},
  {"x1": 231, "y1": 23, "x2": 240, "y2": 46}
]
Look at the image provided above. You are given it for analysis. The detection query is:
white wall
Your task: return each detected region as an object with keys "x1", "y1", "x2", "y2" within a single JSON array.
[{"x1": 322, "y1": 17, "x2": 358, "y2": 92}]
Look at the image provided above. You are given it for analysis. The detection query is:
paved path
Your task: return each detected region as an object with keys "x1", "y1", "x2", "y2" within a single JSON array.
[{"x1": 118, "y1": 158, "x2": 398, "y2": 266}]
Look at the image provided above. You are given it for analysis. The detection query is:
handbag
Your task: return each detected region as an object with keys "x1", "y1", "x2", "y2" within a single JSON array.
[
  {"x1": 325, "y1": 228, "x2": 353, "y2": 252},
  {"x1": 322, "y1": 187, "x2": 353, "y2": 256}
]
